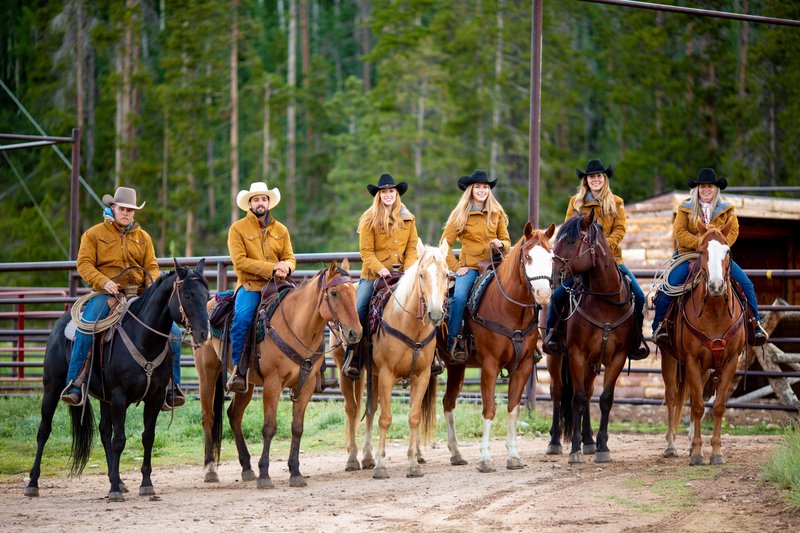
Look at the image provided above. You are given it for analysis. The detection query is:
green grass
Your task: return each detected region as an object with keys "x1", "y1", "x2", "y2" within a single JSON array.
[
  {"x1": 761, "y1": 427, "x2": 800, "y2": 507},
  {"x1": 612, "y1": 465, "x2": 719, "y2": 513}
]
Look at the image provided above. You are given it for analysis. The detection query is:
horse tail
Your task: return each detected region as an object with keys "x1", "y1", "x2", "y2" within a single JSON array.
[
  {"x1": 421, "y1": 371, "x2": 438, "y2": 444},
  {"x1": 211, "y1": 363, "x2": 225, "y2": 464},
  {"x1": 559, "y1": 355, "x2": 575, "y2": 442},
  {"x1": 673, "y1": 362, "x2": 689, "y2": 427},
  {"x1": 68, "y1": 403, "x2": 94, "y2": 477}
]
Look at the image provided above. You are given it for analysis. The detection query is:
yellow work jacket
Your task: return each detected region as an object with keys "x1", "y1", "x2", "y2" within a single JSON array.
[
  {"x1": 76, "y1": 220, "x2": 159, "y2": 292},
  {"x1": 565, "y1": 194, "x2": 626, "y2": 265},
  {"x1": 673, "y1": 200, "x2": 739, "y2": 255},
  {"x1": 228, "y1": 211, "x2": 297, "y2": 291},
  {"x1": 441, "y1": 208, "x2": 511, "y2": 271},
  {"x1": 359, "y1": 207, "x2": 419, "y2": 280}
]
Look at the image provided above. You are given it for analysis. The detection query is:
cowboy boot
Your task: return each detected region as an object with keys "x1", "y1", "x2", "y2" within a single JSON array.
[
  {"x1": 751, "y1": 321, "x2": 768, "y2": 347},
  {"x1": 543, "y1": 321, "x2": 565, "y2": 356},
  {"x1": 226, "y1": 365, "x2": 248, "y2": 394},
  {"x1": 430, "y1": 349, "x2": 445, "y2": 376},
  {"x1": 162, "y1": 383, "x2": 186, "y2": 411},
  {"x1": 653, "y1": 323, "x2": 669, "y2": 347},
  {"x1": 342, "y1": 343, "x2": 362, "y2": 380},
  {"x1": 60, "y1": 381, "x2": 84, "y2": 406},
  {"x1": 629, "y1": 316, "x2": 650, "y2": 360},
  {"x1": 450, "y1": 336, "x2": 467, "y2": 365}
]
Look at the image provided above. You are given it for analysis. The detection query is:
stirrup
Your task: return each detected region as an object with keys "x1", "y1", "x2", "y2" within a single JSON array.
[
  {"x1": 226, "y1": 365, "x2": 249, "y2": 394},
  {"x1": 751, "y1": 322, "x2": 768, "y2": 347},
  {"x1": 449, "y1": 339, "x2": 467, "y2": 365},
  {"x1": 542, "y1": 329, "x2": 561, "y2": 356},
  {"x1": 342, "y1": 347, "x2": 361, "y2": 380},
  {"x1": 653, "y1": 324, "x2": 669, "y2": 346},
  {"x1": 430, "y1": 351, "x2": 445, "y2": 376},
  {"x1": 60, "y1": 381, "x2": 86, "y2": 407},
  {"x1": 161, "y1": 385, "x2": 186, "y2": 411}
]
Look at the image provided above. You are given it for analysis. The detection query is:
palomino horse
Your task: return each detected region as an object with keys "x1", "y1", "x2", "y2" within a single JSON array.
[
  {"x1": 547, "y1": 213, "x2": 637, "y2": 464},
  {"x1": 661, "y1": 218, "x2": 745, "y2": 465},
  {"x1": 25, "y1": 260, "x2": 210, "y2": 500},
  {"x1": 194, "y1": 260, "x2": 361, "y2": 487},
  {"x1": 439, "y1": 221, "x2": 555, "y2": 472},
  {"x1": 333, "y1": 240, "x2": 448, "y2": 478}
]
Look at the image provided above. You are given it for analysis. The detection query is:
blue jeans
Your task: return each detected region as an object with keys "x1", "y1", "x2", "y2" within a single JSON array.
[
  {"x1": 447, "y1": 268, "x2": 479, "y2": 350},
  {"x1": 230, "y1": 287, "x2": 262, "y2": 366},
  {"x1": 652, "y1": 259, "x2": 760, "y2": 332},
  {"x1": 356, "y1": 279, "x2": 376, "y2": 325},
  {"x1": 68, "y1": 295, "x2": 183, "y2": 387},
  {"x1": 547, "y1": 264, "x2": 645, "y2": 332}
]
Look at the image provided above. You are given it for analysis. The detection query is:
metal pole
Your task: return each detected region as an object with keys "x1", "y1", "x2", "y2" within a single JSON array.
[
  {"x1": 69, "y1": 128, "x2": 81, "y2": 297},
  {"x1": 578, "y1": 0, "x2": 800, "y2": 27},
  {"x1": 528, "y1": 0, "x2": 543, "y2": 227}
]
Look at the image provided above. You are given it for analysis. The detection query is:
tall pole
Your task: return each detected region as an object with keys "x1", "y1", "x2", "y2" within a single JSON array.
[
  {"x1": 69, "y1": 128, "x2": 81, "y2": 297},
  {"x1": 527, "y1": 0, "x2": 543, "y2": 227}
]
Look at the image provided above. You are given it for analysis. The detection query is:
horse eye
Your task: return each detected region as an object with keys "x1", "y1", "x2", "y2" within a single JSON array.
[{"x1": 330, "y1": 290, "x2": 338, "y2": 298}]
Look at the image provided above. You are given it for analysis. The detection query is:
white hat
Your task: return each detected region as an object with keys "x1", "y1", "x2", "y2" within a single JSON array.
[
  {"x1": 236, "y1": 182, "x2": 281, "y2": 212},
  {"x1": 102, "y1": 187, "x2": 146, "y2": 210}
]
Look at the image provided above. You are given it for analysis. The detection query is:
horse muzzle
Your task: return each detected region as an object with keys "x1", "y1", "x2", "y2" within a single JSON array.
[
  {"x1": 427, "y1": 307, "x2": 445, "y2": 327},
  {"x1": 534, "y1": 286, "x2": 552, "y2": 306},
  {"x1": 707, "y1": 279, "x2": 725, "y2": 297},
  {"x1": 344, "y1": 326, "x2": 362, "y2": 345}
]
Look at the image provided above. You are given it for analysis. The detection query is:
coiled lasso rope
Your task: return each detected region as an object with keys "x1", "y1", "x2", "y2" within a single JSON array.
[
  {"x1": 70, "y1": 292, "x2": 128, "y2": 335},
  {"x1": 648, "y1": 252, "x2": 701, "y2": 302}
]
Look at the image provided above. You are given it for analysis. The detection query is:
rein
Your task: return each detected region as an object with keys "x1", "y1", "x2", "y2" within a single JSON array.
[{"x1": 378, "y1": 319, "x2": 436, "y2": 387}]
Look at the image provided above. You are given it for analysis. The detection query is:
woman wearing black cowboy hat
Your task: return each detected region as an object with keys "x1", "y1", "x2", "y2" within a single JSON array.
[
  {"x1": 439, "y1": 169, "x2": 511, "y2": 363},
  {"x1": 341, "y1": 173, "x2": 422, "y2": 379},
  {"x1": 652, "y1": 168, "x2": 768, "y2": 345},
  {"x1": 543, "y1": 159, "x2": 649, "y2": 360}
]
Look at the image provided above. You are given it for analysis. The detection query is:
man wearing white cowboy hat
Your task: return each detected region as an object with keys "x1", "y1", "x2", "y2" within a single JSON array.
[
  {"x1": 226, "y1": 181, "x2": 296, "y2": 393},
  {"x1": 61, "y1": 187, "x2": 186, "y2": 410}
]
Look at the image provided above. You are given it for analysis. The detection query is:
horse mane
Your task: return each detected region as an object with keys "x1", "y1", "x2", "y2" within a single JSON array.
[
  {"x1": 556, "y1": 215, "x2": 585, "y2": 245},
  {"x1": 496, "y1": 233, "x2": 526, "y2": 283},
  {"x1": 129, "y1": 270, "x2": 176, "y2": 313},
  {"x1": 391, "y1": 256, "x2": 421, "y2": 312}
]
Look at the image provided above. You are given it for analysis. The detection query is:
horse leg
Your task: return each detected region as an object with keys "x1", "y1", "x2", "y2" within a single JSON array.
[
  {"x1": 372, "y1": 368, "x2": 394, "y2": 480},
  {"x1": 107, "y1": 391, "x2": 128, "y2": 501},
  {"x1": 405, "y1": 370, "x2": 430, "y2": 478},
  {"x1": 478, "y1": 360, "x2": 500, "y2": 473},
  {"x1": 138, "y1": 398, "x2": 162, "y2": 496},
  {"x1": 195, "y1": 342, "x2": 222, "y2": 482},
  {"x1": 361, "y1": 376, "x2": 377, "y2": 470},
  {"x1": 594, "y1": 353, "x2": 626, "y2": 463},
  {"x1": 24, "y1": 385, "x2": 60, "y2": 497},
  {"x1": 709, "y1": 359, "x2": 738, "y2": 465},
  {"x1": 546, "y1": 354, "x2": 563, "y2": 455},
  {"x1": 443, "y1": 363, "x2": 468, "y2": 465},
  {"x1": 97, "y1": 401, "x2": 125, "y2": 494},
  {"x1": 286, "y1": 382, "x2": 317, "y2": 487},
  {"x1": 581, "y1": 397, "x2": 596, "y2": 455},
  {"x1": 506, "y1": 354, "x2": 533, "y2": 469},
  {"x1": 568, "y1": 355, "x2": 587, "y2": 464},
  {"x1": 661, "y1": 353, "x2": 680, "y2": 458},
  {"x1": 227, "y1": 386, "x2": 257, "y2": 482},
  {"x1": 685, "y1": 357, "x2": 706, "y2": 466},
  {"x1": 337, "y1": 348, "x2": 364, "y2": 471},
  {"x1": 254, "y1": 383, "x2": 280, "y2": 489}
]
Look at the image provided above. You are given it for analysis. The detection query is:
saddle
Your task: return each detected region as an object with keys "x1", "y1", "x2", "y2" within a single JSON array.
[{"x1": 368, "y1": 273, "x2": 403, "y2": 337}]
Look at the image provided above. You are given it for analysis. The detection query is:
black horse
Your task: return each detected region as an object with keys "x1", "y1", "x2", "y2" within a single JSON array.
[{"x1": 24, "y1": 259, "x2": 210, "y2": 500}]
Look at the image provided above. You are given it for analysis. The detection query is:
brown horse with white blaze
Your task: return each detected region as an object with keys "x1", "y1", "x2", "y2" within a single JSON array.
[
  {"x1": 439, "y1": 222, "x2": 555, "y2": 473},
  {"x1": 193, "y1": 260, "x2": 361, "y2": 487},
  {"x1": 661, "y1": 218, "x2": 745, "y2": 465}
]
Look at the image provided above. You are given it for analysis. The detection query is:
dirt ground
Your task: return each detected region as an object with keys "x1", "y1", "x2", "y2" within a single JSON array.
[{"x1": 3, "y1": 429, "x2": 799, "y2": 533}]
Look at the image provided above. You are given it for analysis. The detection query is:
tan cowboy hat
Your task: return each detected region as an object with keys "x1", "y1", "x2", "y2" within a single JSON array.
[
  {"x1": 102, "y1": 187, "x2": 146, "y2": 210},
  {"x1": 236, "y1": 181, "x2": 281, "y2": 211}
]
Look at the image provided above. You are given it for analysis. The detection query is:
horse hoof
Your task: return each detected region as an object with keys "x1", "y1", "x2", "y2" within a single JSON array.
[
  {"x1": 450, "y1": 455, "x2": 468, "y2": 466},
  {"x1": 108, "y1": 491, "x2": 125, "y2": 502},
  {"x1": 204, "y1": 471, "x2": 219, "y2": 483},
  {"x1": 663, "y1": 447, "x2": 679, "y2": 458},
  {"x1": 594, "y1": 451, "x2": 612, "y2": 463},
  {"x1": 416, "y1": 456, "x2": 426, "y2": 464},
  {"x1": 119, "y1": 482, "x2": 129, "y2": 494},
  {"x1": 406, "y1": 466, "x2": 424, "y2": 478},
  {"x1": 583, "y1": 443, "x2": 596, "y2": 455},
  {"x1": 345, "y1": 459, "x2": 361, "y2": 472},
  {"x1": 23, "y1": 486, "x2": 39, "y2": 497},
  {"x1": 372, "y1": 466, "x2": 390, "y2": 480},
  {"x1": 241, "y1": 469, "x2": 257, "y2": 482},
  {"x1": 709, "y1": 454, "x2": 725, "y2": 465},
  {"x1": 689, "y1": 454, "x2": 705, "y2": 466},
  {"x1": 289, "y1": 476, "x2": 307, "y2": 488},
  {"x1": 546, "y1": 444, "x2": 563, "y2": 456},
  {"x1": 568, "y1": 452, "x2": 584, "y2": 464},
  {"x1": 361, "y1": 458, "x2": 376, "y2": 470},
  {"x1": 477, "y1": 460, "x2": 496, "y2": 473},
  {"x1": 507, "y1": 457, "x2": 525, "y2": 470},
  {"x1": 256, "y1": 478, "x2": 274, "y2": 489},
  {"x1": 139, "y1": 486, "x2": 155, "y2": 496}
]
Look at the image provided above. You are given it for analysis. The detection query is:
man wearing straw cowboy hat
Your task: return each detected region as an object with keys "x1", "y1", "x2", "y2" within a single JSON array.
[
  {"x1": 61, "y1": 186, "x2": 186, "y2": 410},
  {"x1": 227, "y1": 181, "x2": 296, "y2": 393}
]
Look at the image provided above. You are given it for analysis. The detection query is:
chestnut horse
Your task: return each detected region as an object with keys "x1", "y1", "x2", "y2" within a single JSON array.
[
  {"x1": 547, "y1": 213, "x2": 637, "y2": 464},
  {"x1": 333, "y1": 240, "x2": 449, "y2": 479},
  {"x1": 193, "y1": 260, "x2": 361, "y2": 487},
  {"x1": 439, "y1": 221, "x2": 555, "y2": 473},
  {"x1": 661, "y1": 219, "x2": 745, "y2": 465}
]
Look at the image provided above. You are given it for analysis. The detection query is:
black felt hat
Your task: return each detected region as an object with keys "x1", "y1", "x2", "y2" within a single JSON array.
[
  {"x1": 367, "y1": 173, "x2": 408, "y2": 196},
  {"x1": 688, "y1": 168, "x2": 727, "y2": 190},
  {"x1": 457, "y1": 169, "x2": 497, "y2": 191},
  {"x1": 576, "y1": 159, "x2": 614, "y2": 180}
]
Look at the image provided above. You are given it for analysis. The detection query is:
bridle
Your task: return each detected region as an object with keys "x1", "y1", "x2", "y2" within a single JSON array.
[
  {"x1": 552, "y1": 223, "x2": 602, "y2": 289},
  {"x1": 493, "y1": 238, "x2": 550, "y2": 309}
]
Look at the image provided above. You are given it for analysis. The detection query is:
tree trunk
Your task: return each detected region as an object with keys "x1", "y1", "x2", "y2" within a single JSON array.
[
  {"x1": 159, "y1": 113, "x2": 169, "y2": 257},
  {"x1": 736, "y1": 0, "x2": 749, "y2": 160},
  {"x1": 75, "y1": 0, "x2": 84, "y2": 131},
  {"x1": 262, "y1": 79, "x2": 271, "y2": 180},
  {"x1": 230, "y1": 0, "x2": 240, "y2": 225},
  {"x1": 185, "y1": 172, "x2": 195, "y2": 256},
  {"x1": 357, "y1": 0, "x2": 370, "y2": 91},
  {"x1": 287, "y1": 0, "x2": 297, "y2": 230},
  {"x1": 300, "y1": 0, "x2": 313, "y2": 202},
  {"x1": 490, "y1": 0, "x2": 504, "y2": 179}
]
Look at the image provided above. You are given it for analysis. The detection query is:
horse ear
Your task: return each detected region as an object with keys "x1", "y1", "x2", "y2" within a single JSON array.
[
  {"x1": 720, "y1": 217, "x2": 733, "y2": 239},
  {"x1": 438, "y1": 238, "x2": 449, "y2": 257},
  {"x1": 581, "y1": 211, "x2": 593, "y2": 228},
  {"x1": 174, "y1": 258, "x2": 188, "y2": 279},
  {"x1": 195, "y1": 257, "x2": 206, "y2": 275},
  {"x1": 697, "y1": 218, "x2": 708, "y2": 235},
  {"x1": 328, "y1": 260, "x2": 338, "y2": 277},
  {"x1": 523, "y1": 221, "x2": 534, "y2": 238},
  {"x1": 342, "y1": 258, "x2": 350, "y2": 271},
  {"x1": 416, "y1": 238, "x2": 425, "y2": 259},
  {"x1": 545, "y1": 222, "x2": 556, "y2": 239}
]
